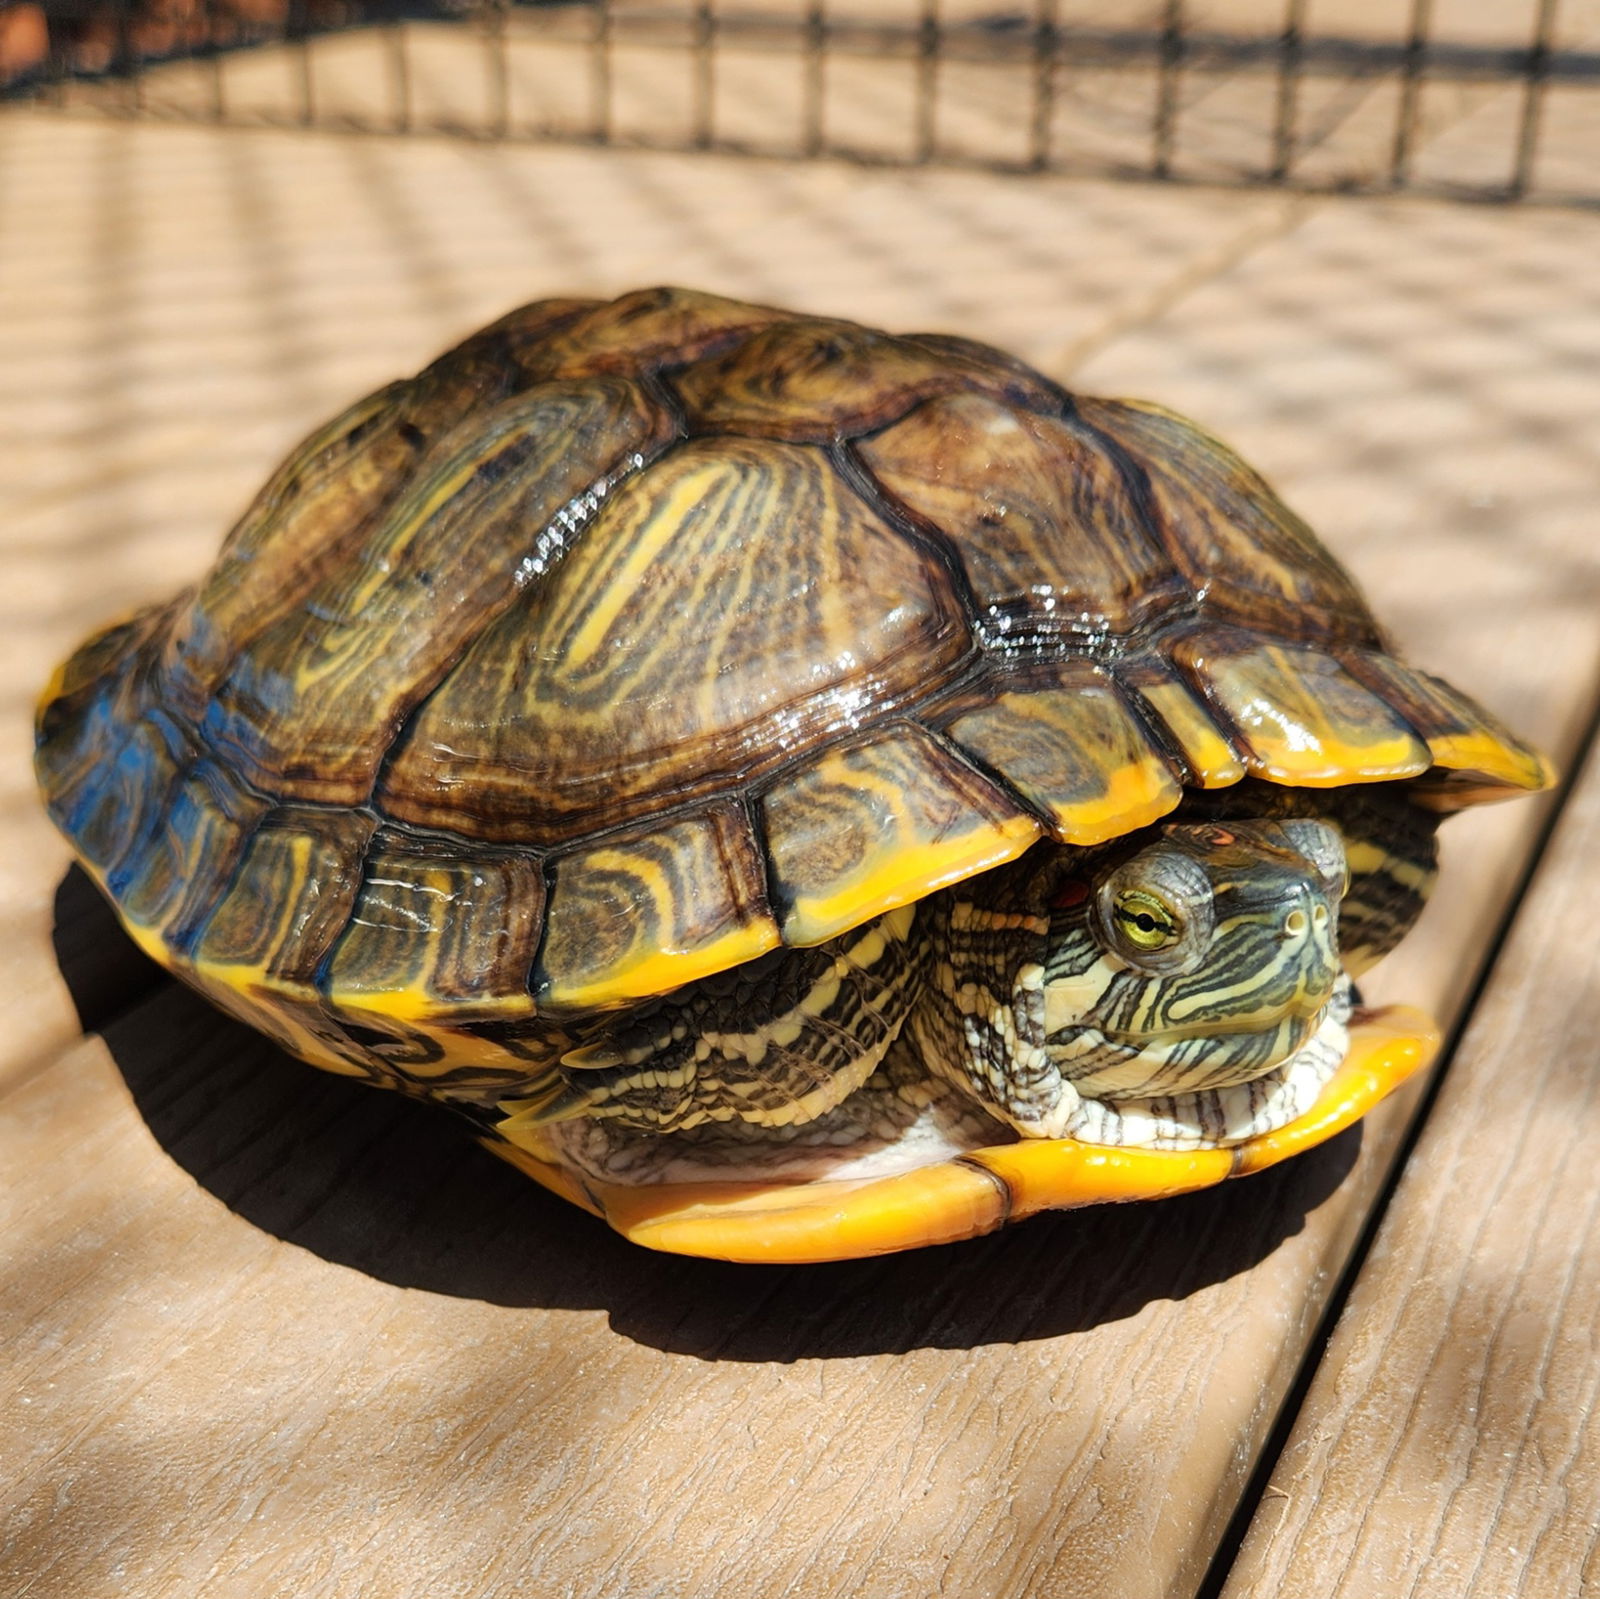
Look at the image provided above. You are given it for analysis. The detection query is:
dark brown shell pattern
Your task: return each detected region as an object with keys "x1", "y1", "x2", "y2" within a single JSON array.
[{"x1": 35, "y1": 287, "x2": 1548, "y2": 1102}]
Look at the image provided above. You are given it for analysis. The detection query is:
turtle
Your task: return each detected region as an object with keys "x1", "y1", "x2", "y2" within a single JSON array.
[{"x1": 36, "y1": 286, "x2": 1552, "y2": 1264}]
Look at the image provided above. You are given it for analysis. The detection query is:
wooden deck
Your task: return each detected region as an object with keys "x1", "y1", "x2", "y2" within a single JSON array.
[{"x1": 3, "y1": 106, "x2": 1599, "y2": 1598}]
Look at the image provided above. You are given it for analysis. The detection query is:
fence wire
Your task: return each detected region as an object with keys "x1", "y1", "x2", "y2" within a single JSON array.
[{"x1": 5, "y1": 0, "x2": 1597, "y2": 203}]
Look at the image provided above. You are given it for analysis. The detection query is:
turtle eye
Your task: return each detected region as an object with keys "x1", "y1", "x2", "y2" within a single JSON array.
[{"x1": 1111, "y1": 890, "x2": 1181, "y2": 952}]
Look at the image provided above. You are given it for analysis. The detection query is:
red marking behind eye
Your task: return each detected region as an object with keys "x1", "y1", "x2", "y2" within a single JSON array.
[
  {"x1": 1049, "y1": 879, "x2": 1090, "y2": 909},
  {"x1": 1206, "y1": 827, "x2": 1236, "y2": 846}
]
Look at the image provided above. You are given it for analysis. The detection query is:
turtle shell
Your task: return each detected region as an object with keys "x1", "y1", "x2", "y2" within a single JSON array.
[{"x1": 36, "y1": 287, "x2": 1549, "y2": 1257}]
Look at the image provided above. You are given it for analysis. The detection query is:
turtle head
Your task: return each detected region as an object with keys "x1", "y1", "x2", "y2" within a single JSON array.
[{"x1": 1038, "y1": 819, "x2": 1348, "y2": 1104}]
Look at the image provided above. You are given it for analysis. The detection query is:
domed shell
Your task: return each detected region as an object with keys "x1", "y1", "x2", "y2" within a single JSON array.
[{"x1": 36, "y1": 287, "x2": 1550, "y2": 1088}]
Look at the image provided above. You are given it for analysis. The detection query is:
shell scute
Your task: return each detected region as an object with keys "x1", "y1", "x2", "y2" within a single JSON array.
[
  {"x1": 35, "y1": 604, "x2": 174, "y2": 831},
  {"x1": 191, "y1": 806, "x2": 376, "y2": 987},
  {"x1": 675, "y1": 317, "x2": 1057, "y2": 442},
  {"x1": 944, "y1": 668, "x2": 1184, "y2": 845},
  {"x1": 857, "y1": 391, "x2": 1187, "y2": 643},
  {"x1": 536, "y1": 800, "x2": 778, "y2": 1011},
  {"x1": 161, "y1": 383, "x2": 427, "y2": 722},
  {"x1": 525, "y1": 285, "x2": 792, "y2": 380},
  {"x1": 1077, "y1": 397, "x2": 1382, "y2": 647},
  {"x1": 67, "y1": 709, "x2": 189, "y2": 890},
  {"x1": 1115, "y1": 656, "x2": 1248, "y2": 789},
  {"x1": 198, "y1": 378, "x2": 675, "y2": 807},
  {"x1": 116, "y1": 758, "x2": 269, "y2": 949},
  {"x1": 321, "y1": 839, "x2": 545, "y2": 1026},
  {"x1": 762, "y1": 723, "x2": 1042, "y2": 947},
  {"x1": 174, "y1": 807, "x2": 383, "y2": 1080},
  {"x1": 1174, "y1": 631, "x2": 1433, "y2": 786},
  {"x1": 380, "y1": 435, "x2": 972, "y2": 843},
  {"x1": 1337, "y1": 649, "x2": 1554, "y2": 806}
]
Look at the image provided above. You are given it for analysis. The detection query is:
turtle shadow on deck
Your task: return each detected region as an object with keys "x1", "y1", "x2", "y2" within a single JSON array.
[{"x1": 54, "y1": 864, "x2": 1361, "y2": 1362}]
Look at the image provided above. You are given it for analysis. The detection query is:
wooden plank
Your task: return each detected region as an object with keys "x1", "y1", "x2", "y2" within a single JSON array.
[
  {"x1": 1217, "y1": 730, "x2": 1600, "y2": 1597},
  {"x1": 4, "y1": 115, "x2": 1600, "y2": 1599}
]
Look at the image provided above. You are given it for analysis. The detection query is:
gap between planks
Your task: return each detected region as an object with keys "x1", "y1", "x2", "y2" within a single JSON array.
[{"x1": 1196, "y1": 670, "x2": 1600, "y2": 1599}]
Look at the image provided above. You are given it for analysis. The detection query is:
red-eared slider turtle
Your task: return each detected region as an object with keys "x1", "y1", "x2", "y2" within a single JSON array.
[{"x1": 36, "y1": 287, "x2": 1552, "y2": 1263}]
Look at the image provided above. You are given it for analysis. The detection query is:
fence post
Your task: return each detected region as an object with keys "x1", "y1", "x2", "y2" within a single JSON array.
[
  {"x1": 1270, "y1": 0, "x2": 1306, "y2": 182},
  {"x1": 1153, "y1": 0, "x2": 1184, "y2": 180},
  {"x1": 1390, "y1": 0, "x2": 1433, "y2": 189},
  {"x1": 1511, "y1": 0, "x2": 1560, "y2": 199}
]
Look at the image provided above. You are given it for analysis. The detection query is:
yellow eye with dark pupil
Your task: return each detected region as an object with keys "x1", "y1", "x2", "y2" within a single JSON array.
[{"x1": 1114, "y1": 892, "x2": 1179, "y2": 950}]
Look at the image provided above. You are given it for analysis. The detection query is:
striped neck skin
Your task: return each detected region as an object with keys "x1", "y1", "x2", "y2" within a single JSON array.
[{"x1": 1038, "y1": 819, "x2": 1347, "y2": 1103}]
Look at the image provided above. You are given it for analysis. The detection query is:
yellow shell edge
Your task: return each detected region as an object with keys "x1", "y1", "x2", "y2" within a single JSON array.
[
  {"x1": 779, "y1": 810, "x2": 1043, "y2": 949},
  {"x1": 484, "y1": 1006, "x2": 1439, "y2": 1263},
  {"x1": 540, "y1": 916, "x2": 783, "y2": 1012}
]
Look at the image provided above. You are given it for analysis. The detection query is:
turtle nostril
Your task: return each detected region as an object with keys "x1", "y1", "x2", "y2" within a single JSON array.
[
  {"x1": 1284, "y1": 908, "x2": 1310, "y2": 938},
  {"x1": 1312, "y1": 904, "x2": 1329, "y2": 929}
]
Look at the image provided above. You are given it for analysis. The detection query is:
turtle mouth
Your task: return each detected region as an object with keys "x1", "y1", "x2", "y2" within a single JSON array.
[
  {"x1": 1094, "y1": 985, "x2": 1333, "y2": 1045},
  {"x1": 1048, "y1": 978, "x2": 1345, "y2": 1099}
]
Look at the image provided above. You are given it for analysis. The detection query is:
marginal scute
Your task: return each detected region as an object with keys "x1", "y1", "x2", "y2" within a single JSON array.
[
  {"x1": 1077, "y1": 396, "x2": 1383, "y2": 647},
  {"x1": 1175, "y1": 632, "x2": 1433, "y2": 786},
  {"x1": 201, "y1": 378, "x2": 675, "y2": 805},
  {"x1": 38, "y1": 602, "x2": 167, "y2": 725},
  {"x1": 68, "y1": 709, "x2": 189, "y2": 887},
  {"x1": 675, "y1": 318, "x2": 1055, "y2": 442},
  {"x1": 323, "y1": 842, "x2": 546, "y2": 1025},
  {"x1": 191, "y1": 807, "x2": 376, "y2": 986},
  {"x1": 536, "y1": 801, "x2": 778, "y2": 1010},
  {"x1": 857, "y1": 392, "x2": 1186, "y2": 641},
  {"x1": 1115, "y1": 655, "x2": 1248, "y2": 788},
  {"x1": 944, "y1": 669, "x2": 1184, "y2": 845},
  {"x1": 763, "y1": 723, "x2": 1042, "y2": 947},
  {"x1": 525, "y1": 285, "x2": 791, "y2": 380},
  {"x1": 382, "y1": 436, "x2": 971, "y2": 842},
  {"x1": 1337, "y1": 649, "x2": 1555, "y2": 807},
  {"x1": 183, "y1": 808, "x2": 382, "y2": 1079},
  {"x1": 35, "y1": 606, "x2": 171, "y2": 835},
  {"x1": 115, "y1": 759, "x2": 269, "y2": 948}
]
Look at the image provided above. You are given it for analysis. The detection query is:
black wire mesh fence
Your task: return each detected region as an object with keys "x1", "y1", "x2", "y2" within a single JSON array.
[{"x1": 5, "y1": 0, "x2": 1597, "y2": 203}]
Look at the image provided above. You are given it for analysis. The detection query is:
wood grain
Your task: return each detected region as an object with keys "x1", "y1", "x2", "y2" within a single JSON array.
[
  {"x1": 4, "y1": 114, "x2": 1600, "y2": 1599},
  {"x1": 1217, "y1": 723, "x2": 1600, "y2": 1599}
]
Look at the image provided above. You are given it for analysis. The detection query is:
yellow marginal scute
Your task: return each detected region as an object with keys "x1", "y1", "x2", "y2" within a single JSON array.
[
  {"x1": 780, "y1": 811, "x2": 1041, "y2": 949},
  {"x1": 1188, "y1": 642, "x2": 1434, "y2": 787},
  {"x1": 1424, "y1": 730, "x2": 1555, "y2": 795},
  {"x1": 543, "y1": 916, "x2": 782, "y2": 1010},
  {"x1": 1131, "y1": 678, "x2": 1247, "y2": 789},
  {"x1": 1052, "y1": 760, "x2": 1182, "y2": 847},
  {"x1": 1251, "y1": 728, "x2": 1432, "y2": 788}
]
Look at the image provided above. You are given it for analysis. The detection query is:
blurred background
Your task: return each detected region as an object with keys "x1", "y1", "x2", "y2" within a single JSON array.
[{"x1": 5, "y1": 0, "x2": 1597, "y2": 203}]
